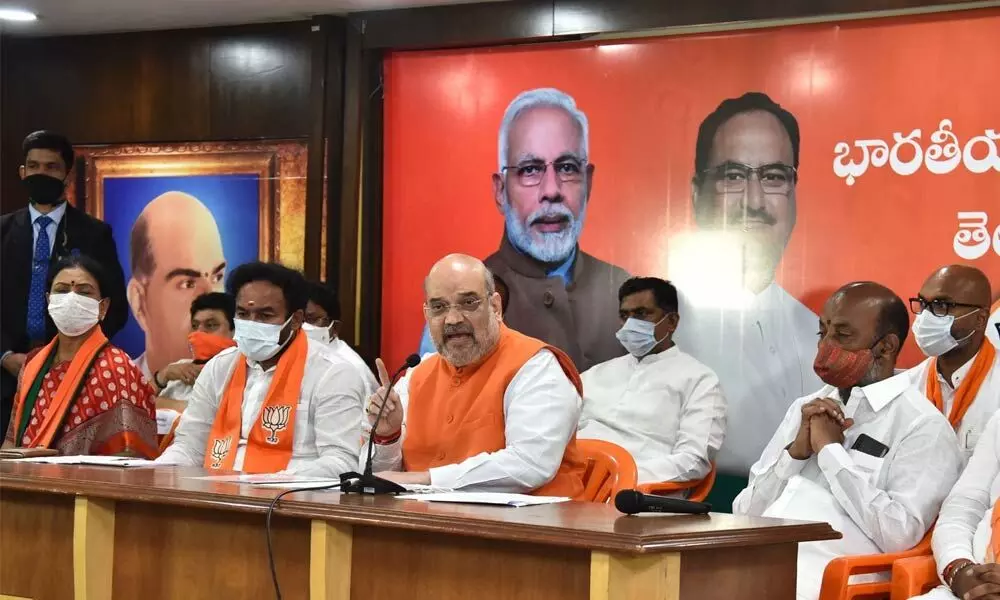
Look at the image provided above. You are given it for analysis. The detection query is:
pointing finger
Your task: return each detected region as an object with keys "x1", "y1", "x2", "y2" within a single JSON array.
[{"x1": 375, "y1": 358, "x2": 391, "y2": 387}]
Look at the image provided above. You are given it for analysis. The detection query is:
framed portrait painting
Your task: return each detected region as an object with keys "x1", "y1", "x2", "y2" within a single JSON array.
[{"x1": 68, "y1": 140, "x2": 309, "y2": 379}]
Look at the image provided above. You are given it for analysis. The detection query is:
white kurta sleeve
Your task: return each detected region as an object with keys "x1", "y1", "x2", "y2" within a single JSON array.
[
  {"x1": 732, "y1": 397, "x2": 810, "y2": 515},
  {"x1": 647, "y1": 369, "x2": 727, "y2": 483},
  {"x1": 155, "y1": 353, "x2": 232, "y2": 466},
  {"x1": 287, "y1": 361, "x2": 365, "y2": 478},
  {"x1": 932, "y1": 411, "x2": 998, "y2": 574}
]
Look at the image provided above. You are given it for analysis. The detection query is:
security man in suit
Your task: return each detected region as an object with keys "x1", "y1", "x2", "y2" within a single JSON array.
[{"x1": 0, "y1": 131, "x2": 128, "y2": 433}]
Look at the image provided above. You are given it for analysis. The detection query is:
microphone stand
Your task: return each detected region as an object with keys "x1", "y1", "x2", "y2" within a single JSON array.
[{"x1": 340, "y1": 357, "x2": 416, "y2": 495}]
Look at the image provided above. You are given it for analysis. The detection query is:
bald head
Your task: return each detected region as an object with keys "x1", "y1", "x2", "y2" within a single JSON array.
[
  {"x1": 131, "y1": 192, "x2": 222, "y2": 279},
  {"x1": 424, "y1": 254, "x2": 496, "y2": 300},
  {"x1": 424, "y1": 254, "x2": 502, "y2": 367},
  {"x1": 919, "y1": 265, "x2": 992, "y2": 309},
  {"x1": 818, "y1": 280, "x2": 909, "y2": 378}
]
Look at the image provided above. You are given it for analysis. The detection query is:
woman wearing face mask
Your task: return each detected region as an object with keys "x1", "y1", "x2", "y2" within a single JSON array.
[{"x1": 1, "y1": 255, "x2": 158, "y2": 457}]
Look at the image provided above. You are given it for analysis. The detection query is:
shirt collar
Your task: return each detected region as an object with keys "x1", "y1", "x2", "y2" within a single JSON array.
[
  {"x1": 936, "y1": 347, "x2": 988, "y2": 389},
  {"x1": 851, "y1": 372, "x2": 911, "y2": 413},
  {"x1": 28, "y1": 201, "x2": 67, "y2": 226},
  {"x1": 546, "y1": 247, "x2": 577, "y2": 286},
  {"x1": 631, "y1": 344, "x2": 678, "y2": 365}
]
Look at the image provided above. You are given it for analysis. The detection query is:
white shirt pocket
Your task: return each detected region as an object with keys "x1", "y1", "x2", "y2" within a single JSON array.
[{"x1": 848, "y1": 449, "x2": 885, "y2": 484}]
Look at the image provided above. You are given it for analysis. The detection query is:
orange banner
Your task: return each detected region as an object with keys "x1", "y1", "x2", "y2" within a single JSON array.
[{"x1": 381, "y1": 9, "x2": 1000, "y2": 474}]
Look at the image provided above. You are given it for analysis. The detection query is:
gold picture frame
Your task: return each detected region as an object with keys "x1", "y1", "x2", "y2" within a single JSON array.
[{"x1": 68, "y1": 140, "x2": 310, "y2": 270}]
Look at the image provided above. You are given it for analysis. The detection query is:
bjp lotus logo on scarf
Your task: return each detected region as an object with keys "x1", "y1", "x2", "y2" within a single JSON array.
[
  {"x1": 261, "y1": 405, "x2": 291, "y2": 445},
  {"x1": 210, "y1": 436, "x2": 232, "y2": 469}
]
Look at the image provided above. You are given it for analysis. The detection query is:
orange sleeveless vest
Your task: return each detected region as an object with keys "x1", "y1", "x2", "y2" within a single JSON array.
[{"x1": 404, "y1": 326, "x2": 586, "y2": 499}]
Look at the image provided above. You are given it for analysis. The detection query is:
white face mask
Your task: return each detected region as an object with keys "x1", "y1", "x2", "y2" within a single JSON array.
[
  {"x1": 48, "y1": 292, "x2": 101, "y2": 337},
  {"x1": 301, "y1": 323, "x2": 331, "y2": 345},
  {"x1": 233, "y1": 316, "x2": 294, "y2": 362},
  {"x1": 615, "y1": 316, "x2": 669, "y2": 358},
  {"x1": 912, "y1": 309, "x2": 979, "y2": 357}
]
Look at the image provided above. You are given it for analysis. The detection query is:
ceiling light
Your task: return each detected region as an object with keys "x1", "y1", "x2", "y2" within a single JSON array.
[{"x1": 0, "y1": 8, "x2": 37, "y2": 22}]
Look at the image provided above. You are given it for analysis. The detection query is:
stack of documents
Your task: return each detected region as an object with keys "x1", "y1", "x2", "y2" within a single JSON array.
[
  {"x1": 189, "y1": 473, "x2": 342, "y2": 490},
  {"x1": 395, "y1": 492, "x2": 570, "y2": 507},
  {"x1": 2, "y1": 455, "x2": 157, "y2": 467}
]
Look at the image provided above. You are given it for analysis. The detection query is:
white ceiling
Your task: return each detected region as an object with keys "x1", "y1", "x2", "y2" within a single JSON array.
[{"x1": 0, "y1": 0, "x2": 500, "y2": 36}]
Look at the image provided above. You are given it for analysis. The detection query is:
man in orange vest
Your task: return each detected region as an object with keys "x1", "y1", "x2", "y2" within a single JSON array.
[
  {"x1": 907, "y1": 265, "x2": 998, "y2": 461},
  {"x1": 365, "y1": 254, "x2": 586, "y2": 498},
  {"x1": 915, "y1": 410, "x2": 999, "y2": 600}
]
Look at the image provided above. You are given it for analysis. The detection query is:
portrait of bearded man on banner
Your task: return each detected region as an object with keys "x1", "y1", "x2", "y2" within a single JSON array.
[{"x1": 418, "y1": 88, "x2": 630, "y2": 373}]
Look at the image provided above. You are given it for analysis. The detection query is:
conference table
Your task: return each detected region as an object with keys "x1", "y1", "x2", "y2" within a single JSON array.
[{"x1": 0, "y1": 462, "x2": 839, "y2": 600}]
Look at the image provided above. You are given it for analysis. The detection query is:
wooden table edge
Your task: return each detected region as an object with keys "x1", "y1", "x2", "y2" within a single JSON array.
[{"x1": 0, "y1": 474, "x2": 841, "y2": 554}]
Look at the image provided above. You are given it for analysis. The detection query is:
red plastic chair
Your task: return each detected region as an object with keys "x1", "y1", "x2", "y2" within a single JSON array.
[
  {"x1": 637, "y1": 461, "x2": 717, "y2": 502},
  {"x1": 576, "y1": 439, "x2": 638, "y2": 504},
  {"x1": 818, "y1": 527, "x2": 934, "y2": 600}
]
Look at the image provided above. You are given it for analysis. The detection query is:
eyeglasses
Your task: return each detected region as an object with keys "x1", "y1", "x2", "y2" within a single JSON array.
[
  {"x1": 501, "y1": 159, "x2": 586, "y2": 187},
  {"x1": 909, "y1": 297, "x2": 986, "y2": 317},
  {"x1": 424, "y1": 297, "x2": 485, "y2": 318},
  {"x1": 700, "y1": 161, "x2": 797, "y2": 195}
]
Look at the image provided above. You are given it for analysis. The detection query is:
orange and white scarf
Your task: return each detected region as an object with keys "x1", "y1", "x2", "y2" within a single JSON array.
[
  {"x1": 926, "y1": 341, "x2": 997, "y2": 429},
  {"x1": 203, "y1": 331, "x2": 307, "y2": 473},
  {"x1": 14, "y1": 328, "x2": 108, "y2": 448}
]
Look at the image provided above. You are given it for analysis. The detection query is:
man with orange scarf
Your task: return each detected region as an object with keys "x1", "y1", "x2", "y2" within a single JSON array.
[
  {"x1": 915, "y1": 410, "x2": 1000, "y2": 600},
  {"x1": 156, "y1": 262, "x2": 364, "y2": 476},
  {"x1": 152, "y1": 292, "x2": 237, "y2": 447},
  {"x1": 907, "y1": 265, "x2": 998, "y2": 462},
  {"x1": 364, "y1": 254, "x2": 586, "y2": 497}
]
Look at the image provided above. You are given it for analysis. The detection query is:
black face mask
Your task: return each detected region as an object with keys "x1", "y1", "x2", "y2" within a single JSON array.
[{"x1": 22, "y1": 174, "x2": 66, "y2": 206}]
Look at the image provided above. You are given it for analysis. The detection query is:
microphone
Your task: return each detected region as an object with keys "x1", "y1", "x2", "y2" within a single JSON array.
[
  {"x1": 614, "y1": 489, "x2": 712, "y2": 515},
  {"x1": 340, "y1": 353, "x2": 422, "y2": 495}
]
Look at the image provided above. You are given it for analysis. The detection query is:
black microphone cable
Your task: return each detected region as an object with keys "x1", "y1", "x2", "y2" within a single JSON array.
[{"x1": 265, "y1": 482, "x2": 342, "y2": 600}]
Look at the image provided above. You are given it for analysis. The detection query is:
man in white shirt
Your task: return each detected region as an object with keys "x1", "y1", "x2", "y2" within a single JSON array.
[
  {"x1": 578, "y1": 277, "x2": 727, "y2": 484},
  {"x1": 915, "y1": 410, "x2": 1000, "y2": 600},
  {"x1": 907, "y1": 265, "x2": 998, "y2": 460},
  {"x1": 733, "y1": 282, "x2": 963, "y2": 600},
  {"x1": 157, "y1": 262, "x2": 364, "y2": 477},
  {"x1": 151, "y1": 292, "x2": 237, "y2": 438},
  {"x1": 302, "y1": 281, "x2": 378, "y2": 398},
  {"x1": 671, "y1": 92, "x2": 822, "y2": 477},
  {"x1": 363, "y1": 254, "x2": 586, "y2": 496}
]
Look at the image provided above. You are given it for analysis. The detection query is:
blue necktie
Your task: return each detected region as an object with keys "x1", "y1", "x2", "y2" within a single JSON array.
[{"x1": 26, "y1": 215, "x2": 53, "y2": 342}]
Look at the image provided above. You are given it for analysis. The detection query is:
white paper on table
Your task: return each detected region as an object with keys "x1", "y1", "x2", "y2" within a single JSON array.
[
  {"x1": 399, "y1": 484, "x2": 455, "y2": 494},
  {"x1": 4, "y1": 455, "x2": 158, "y2": 467},
  {"x1": 394, "y1": 492, "x2": 571, "y2": 507},
  {"x1": 188, "y1": 473, "x2": 340, "y2": 485},
  {"x1": 252, "y1": 479, "x2": 343, "y2": 490}
]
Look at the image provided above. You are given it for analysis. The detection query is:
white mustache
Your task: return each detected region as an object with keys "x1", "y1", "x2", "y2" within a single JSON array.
[{"x1": 527, "y1": 204, "x2": 575, "y2": 227}]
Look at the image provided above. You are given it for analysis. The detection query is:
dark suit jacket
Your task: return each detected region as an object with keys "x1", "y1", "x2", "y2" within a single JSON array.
[
  {"x1": 485, "y1": 234, "x2": 629, "y2": 373},
  {"x1": 0, "y1": 203, "x2": 128, "y2": 431}
]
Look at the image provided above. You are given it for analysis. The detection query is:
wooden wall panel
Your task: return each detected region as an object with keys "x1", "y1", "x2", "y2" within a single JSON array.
[{"x1": 0, "y1": 22, "x2": 312, "y2": 215}]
